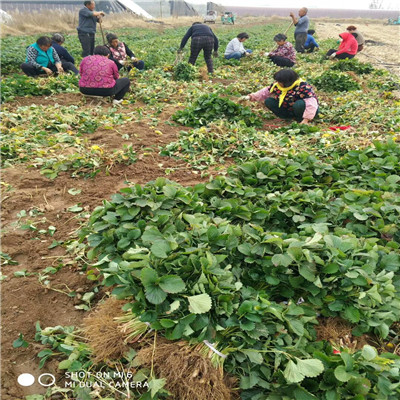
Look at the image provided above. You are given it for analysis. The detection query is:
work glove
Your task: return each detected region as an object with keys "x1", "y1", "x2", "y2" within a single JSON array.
[
  {"x1": 213, "y1": 51, "x2": 219, "y2": 58},
  {"x1": 329, "y1": 52, "x2": 337, "y2": 59},
  {"x1": 120, "y1": 60, "x2": 126, "y2": 66},
  {"x1": 131, "y1": 57, "x2": 138, "y2": 63},
  {"x1": 264, "y1": 52, "x2": 270, "y2": 57},
  {"x1": 177, "y1": 49, "x2": 183, "y2": 54}
]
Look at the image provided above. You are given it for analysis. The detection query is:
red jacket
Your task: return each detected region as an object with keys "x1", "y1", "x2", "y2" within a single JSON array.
[{"x1": 336, "y1": 32, "x2": 358, "y2": 56}]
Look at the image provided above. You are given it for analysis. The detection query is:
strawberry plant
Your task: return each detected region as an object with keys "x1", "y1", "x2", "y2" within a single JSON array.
[
  {"x1": 172, "y1": 93, "x2": 263, "y2": 128},
  {"x1": 331, "y1": 58, "x2": 374, "y2": 74},
  {"x1": 311, "y1": 70, "x2": 361, "y2": 92},
  {"x1": 173, "y1": 62, "x2": 198, "y2": 82}
]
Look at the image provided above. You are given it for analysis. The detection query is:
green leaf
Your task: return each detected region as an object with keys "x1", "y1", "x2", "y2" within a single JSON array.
[
  {"x1": 160, "y1": 319, "x2": 176, "y2": 328},
  {"x1": 188, "y1": 294, "x2": 212, "y2": 314},
  {"x1": 13, "y1": 333, "x2": 29, "y2": 348},
  {"x1": 296, "y1": 358, "x2": 324, "y2": 378},
  {"x1": 141, "y1": 227, "x2": 164, "y2": 243},
  {"x1": 141, "y1": 268, "x2": 158, "y2": 285},
  {"x1": 150, "y1": 240, "x2": 171, "y2": 259},
  {"x1": 145, "y1": 284, "x2": 167, "y2": 305},
  {"x1": 343, "y1": 306, "x2": 360, "y2": 323},
  {"x1": 148, "y1": 377, "x2": 166, "y2": 397},
  {"x1": 354, "y1": 212, "x2": 368, "y2": 221},
  {"x1": 68, "y1": 205, "x2": 83, "y2": 213},
  {"x1": 287, "y1": 247, "x2": 303, "y2": 261},
  {"x1": 14, "y1": 270, "x2": 28, "y2": 277},
  {"x1": 283, "y1": 360, "x2": 304, "y2": 383},
  {"x1": 340, "y1": 352, "x2": 354, "y2": 371},
  {"x1": 241, "y1": 349, "x2": 263, "y2": 364},
  {"x1": 58, "y1": 359, "x2": 72, "y2": 369},
  {"x1": 293, "y1": 387, "x2": 318, "y2": 400},
  {"x1": 287, "y1": 320, "x2": 305, "y2": 336},
  {"x1": 159, "y1": 275, "x2": 185, "y2": 293},
  {"x1": 272, "y1": 253, "x2": 292, "y2": 267},
  {"x1": 346, "y1": 377, "x2": 371, "y2": 395},
  {"x1": 334, "y1": 365, "x2": 352, "y2": 382},
  {"x1": 361, "y1": 345, "x2": 377, "y2": 361},
  {"x1": 67, "y1": 188, "x2": 81, "y2": 196}
]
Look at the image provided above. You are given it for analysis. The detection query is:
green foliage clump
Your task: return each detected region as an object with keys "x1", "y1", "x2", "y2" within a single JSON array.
[
  {"x1": 173, "y1": 62, "x2": 197, "y2": 82},
  {"x1": 172, "y1": 93, "x2": 263, "y2": 127},
  {"x1": 331, "y1": 58, "x2": 374, "y2": 74},
  {"x1": 312, "y1": 70, "x2": 361, "y2": 92},
  {"x1": 1, "y1": 73, "x2": 79, "y2": 103},
  {"x1": 79, "y1": 140, "x2": 400, "y2": 398}
]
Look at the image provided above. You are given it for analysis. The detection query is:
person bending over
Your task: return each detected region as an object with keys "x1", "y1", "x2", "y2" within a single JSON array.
[
  {"x1": 178, "y1": 22, "x2": 219, "y2": 74},
  {"x1": 21, "y1": 36, "x2": 64, "y2": 77},
  {"x1": 106, "y1": 33, "x2": 144, "y2": 71},
  {"x1": 243, "y1": 69, "x2": 318, "y2": 124},
  {"x1": 266, "y1": 34, "x2": 296, "y2": 67},
  {"x1": 224, "y1": 32, "x2": 252, "y2": 60},
  {"x1": 326, "y1": 32, "x2": 358, "y2": 60},
  {"x1": 304, "y1": 30, "x2": 319, "y2": 53},
  {"x1": 51, "y1": 33, "x2": 79, "y2": 75},
  {"x1": 79, "y1": 45, "x2": 130, "y2": 105}
]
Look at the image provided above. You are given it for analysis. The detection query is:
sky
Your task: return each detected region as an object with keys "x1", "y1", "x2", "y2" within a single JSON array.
[{"x1": 188, "y1": 0, "x2": 398, "y2": 10}]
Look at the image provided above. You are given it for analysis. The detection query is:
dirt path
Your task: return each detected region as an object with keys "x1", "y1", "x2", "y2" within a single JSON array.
[{"x1": 314, "y1": 20, "x2": 400, "y2": 75}]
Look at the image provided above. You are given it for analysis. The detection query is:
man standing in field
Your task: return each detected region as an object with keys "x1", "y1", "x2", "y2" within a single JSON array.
[
  {"x1": 77, "y1": 1, "x2": 105, "y2": 57},
  {"x1": 290, "y1": 7, "x2": 309, "y2": 53}
]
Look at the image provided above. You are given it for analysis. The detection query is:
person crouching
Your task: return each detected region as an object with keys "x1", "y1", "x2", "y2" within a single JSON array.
[
  {"x1": 326, "y1": 32, "x2": 358, "y2": 60},
  {"x1": 79, "y1": 45, "x2": 130, "y2": 105},
  {"x1": 21, "y1": 36, "x2": 64, "y2": 77},
  {"x1": 265, "y1": 34, "x2": 296, "y2": 67},
  {"x1": 106, "y1": 33, "x2": 145, "y2": 71},
  {"x1": 224, "y1": 32, "x2": 252, "y2": 60},
  {"x1": 245, "y1": 69, "x2": 318, "y2": 124}
]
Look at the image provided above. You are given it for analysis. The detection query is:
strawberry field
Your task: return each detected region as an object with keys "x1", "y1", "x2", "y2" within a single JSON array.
[{"x1": 1, "y1": 20, "x2": 400, "y2": 400}]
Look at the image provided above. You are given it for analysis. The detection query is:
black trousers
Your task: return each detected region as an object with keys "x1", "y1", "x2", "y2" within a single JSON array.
[
  {"x1": 78, "y1": 32, "x2": 95, "y2": 57},
  {"x1": 61, "y1": 60, "x2": 79, "y2": 75},
  {"x1": 188, "y1": 36, "x2": 214, "y2": 73},
  {"x1": 305, "y1": 43, "x2": 316, "y2": 53},
  {"x1": 294, "y1": 32, "x2": 307, "y2": 53},
  {"x1": 79, "y1": 78, "x2": 131, "y2": 100},
  {"x1": 265, "y1": 98, "x2": 319, "y2": 122},
  {"x1": 326, "y1": 49, "x2": 355, "y2": 60},
  {"x1": 20, "y1": 62, "x2": 57, "y2": 77},
  {"x1": 269, "y1": 56, "x2": 295, "y2": 67}
]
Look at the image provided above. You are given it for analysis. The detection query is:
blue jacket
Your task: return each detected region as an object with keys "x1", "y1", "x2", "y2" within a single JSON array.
[
  {"x1": 51, "y1": 41, "x2": 75, "y2": 64},
  {"x1": 304, "y1": 34, "x2": 319, "y2": 48},
  {"x1": 26, "y1": 42, "x2": 55, "y2": 67}
]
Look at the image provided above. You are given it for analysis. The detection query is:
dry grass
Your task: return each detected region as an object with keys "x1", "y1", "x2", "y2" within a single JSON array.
[
  {"x1": 83, "y1": 297, "x2": 131, "y2": 363},
  {"x1": 0, "y1": 10, "x2": 201, "y2": 37},
  {"x1": 137, "y1": 338, "x2": 237, "y2": 400},
  {"x1": 316, "y1": 317, "x2": 370, "y2": 351},
  {"x1": 2, "y1": 11, "x2": 390, "y2": 38}
]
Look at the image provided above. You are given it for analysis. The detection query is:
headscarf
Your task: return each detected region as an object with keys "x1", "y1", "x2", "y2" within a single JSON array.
[{"x1": 270, "y1": 79, "x2": 303, "y2": 107}]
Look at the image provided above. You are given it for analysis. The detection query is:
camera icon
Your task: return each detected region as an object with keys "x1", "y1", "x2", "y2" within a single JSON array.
[{"x1": 17, "y1": 373, "x2": 56, "y2": 387}]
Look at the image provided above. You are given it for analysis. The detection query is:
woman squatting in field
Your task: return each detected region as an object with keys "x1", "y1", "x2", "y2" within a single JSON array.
[{"x1": 242, "y1": 69, "x2": 319, "y2": 124}]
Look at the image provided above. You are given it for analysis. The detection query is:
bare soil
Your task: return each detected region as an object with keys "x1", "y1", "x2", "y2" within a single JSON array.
[
  {"x1": 0, "y1": 95, "x2": 207, "y2": 399},
  {"x1": 314, "y1": 20, "x2": 400, "y2": 75}
]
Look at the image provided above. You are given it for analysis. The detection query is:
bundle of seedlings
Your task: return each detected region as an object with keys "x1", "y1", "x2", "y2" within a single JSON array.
[{"x1": 137, "y1": 338, "x2": 235, "y2": 400}]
